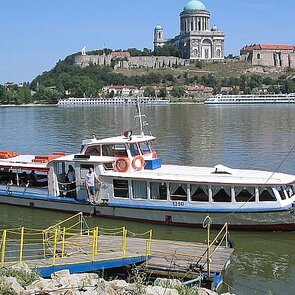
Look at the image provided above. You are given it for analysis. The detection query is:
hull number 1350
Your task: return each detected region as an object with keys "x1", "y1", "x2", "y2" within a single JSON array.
[{"x1": 172, "y1": 201, "x2": 185, "y2": 207}]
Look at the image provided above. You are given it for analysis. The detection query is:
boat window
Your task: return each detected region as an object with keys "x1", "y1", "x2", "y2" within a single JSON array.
[
  {"x1": 132, "y1": 180, "x2": 147, "y2": 199},
  {"x1": 169, "y1": 183, "x2": 187, "y2": 201},
  {"x1": 275, "y1": 186, "x2": 287, "y2": 200},
  {"x1": 113, "y1": 179, "x2": 129, "y2": 198},
  {"x1": 102, "y1": 145, "x2": 115, "y2": 157},
  {"x1": 85, "y1": 145, "x2": 101, "y2": 156},
  {"x1": 235, "y1": 187, "x2": 255, "y2": 202},
  {"x1": 190, "y1": 185, "x2": 209, "y2": 202},
  {"x1": 286, "y1": 185, "x2": 295, "y2": 198},
  {"x1": 258, "y1": 187, "x2": 277, "y2": 202},
  {"x1": 80, "y1": 164, "x2": 94, "y2": 179},
  {"x1": 114, "y1": 145, "x2": 128, "y2": 157},
  {"x1": 129, "y1": 143, "x2": 141, "y2": 157},
  {"x1": 0, "y1": 168, "x2": 48, "y2": 188},
  {"x1": 212, "y1": 186, "x2": 232, "y2": 202},
  {"x1": 139, "y1": 141, "x2": 151, "y2": 155},
  {"x1": 150, "y1": 182, "x2": 167, "y2": 200}
]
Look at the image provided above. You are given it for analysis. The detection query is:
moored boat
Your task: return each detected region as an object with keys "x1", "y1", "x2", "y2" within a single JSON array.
[
  {"x1": 205, "y1": 93, "x2": 295, "y2": 104},
  {"x1": 1, "y1": 107, "x2": 295, "y2": 231},
  {"x1": 57, "y1": 96, "x2": 170, "y2": 106}
]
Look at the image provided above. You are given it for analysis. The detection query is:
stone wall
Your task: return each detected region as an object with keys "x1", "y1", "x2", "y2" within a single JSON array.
[
  {"x1": 241, "y1": 49, "x2": 295, "y2": 68},
  {"x1": 74, "y1": 54, "x2": 189, "y2": 69}
]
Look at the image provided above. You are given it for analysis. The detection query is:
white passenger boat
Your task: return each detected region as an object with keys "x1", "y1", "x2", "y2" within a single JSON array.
[
  {"x1": 57, "y1": 96, "x2": 170, "y2": 106},
  {"x1": 1, "y1": 107, "x2": 295, "y2": 231},
  {"x1": 205, "y1": 93, "x2": 295, "y2": 104}
]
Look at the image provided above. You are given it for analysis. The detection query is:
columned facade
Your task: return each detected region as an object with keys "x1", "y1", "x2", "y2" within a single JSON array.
[{"x1": 154, "y1": 0, "x2": 225, "y2": 61}]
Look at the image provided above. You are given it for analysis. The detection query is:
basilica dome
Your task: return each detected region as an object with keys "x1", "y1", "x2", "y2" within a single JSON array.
[
  {"x1": 184, "y1": 0, "x2": 207, "y2": 12},
  {"x1": 155, "y1": 25, "x2": 163, "y2": 30}
]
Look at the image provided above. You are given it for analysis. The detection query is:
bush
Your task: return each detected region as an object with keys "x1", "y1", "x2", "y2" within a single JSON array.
[{"x1": 0, "y1": 267, "x2": 39, "y2": 288}]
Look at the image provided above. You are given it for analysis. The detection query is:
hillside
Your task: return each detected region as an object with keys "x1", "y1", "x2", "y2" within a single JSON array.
[{"x1": 1, "y1": 53, "x2": 295, "y2": 105}]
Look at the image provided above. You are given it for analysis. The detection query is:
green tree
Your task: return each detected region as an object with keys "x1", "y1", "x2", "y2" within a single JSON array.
[
  {"x1": 143, "y1": 87, "x2": 156, "y2": 97},
  {"x1": 171, "y1": 86, "x2": 185, "y2": 97}
]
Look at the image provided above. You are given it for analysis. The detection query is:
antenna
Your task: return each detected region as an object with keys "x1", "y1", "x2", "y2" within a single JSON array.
[{"x1": 134, "y1": 98, "x2": 148, "y2": 137}]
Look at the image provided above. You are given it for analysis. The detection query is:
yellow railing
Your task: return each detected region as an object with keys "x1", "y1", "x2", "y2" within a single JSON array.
[
  {"x1": 0, "y1": 213, "x2": 153, "y2": 269},
  {"x1": 147, "y1": 217, "x2": 229, "y2": 277}
]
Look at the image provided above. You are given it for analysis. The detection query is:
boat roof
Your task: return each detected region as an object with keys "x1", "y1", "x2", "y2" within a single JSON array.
[
  {"x1": 50, "y1": 155, "x2": 295, "y2": 186},
  {"x1": 0, "y1": 155, "x2": 48, "y2": 171},
  {"x1": 82, "y1": 134, "x2": 156, "y2": 146},
  {"x1": 107, "y1": 164, "x2": 295, "y2": 186}
]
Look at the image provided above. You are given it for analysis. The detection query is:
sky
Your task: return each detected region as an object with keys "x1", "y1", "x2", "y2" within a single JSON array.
[{"x1": 0, "y1": 0, "x2": 294, "y2": 84}]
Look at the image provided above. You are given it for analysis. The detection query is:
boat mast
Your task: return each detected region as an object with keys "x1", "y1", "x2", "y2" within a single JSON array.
[{"x1": 134, "y1": 98, "x2": 147, "y2": 137}]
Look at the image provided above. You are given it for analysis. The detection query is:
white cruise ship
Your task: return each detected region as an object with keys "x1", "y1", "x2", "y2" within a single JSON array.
[
  {"x1": 57, "y1": 97, "x2": 170, "y2": 106},
  {"x1": 205, "y1": 93, "x2": 295, "y2": 104}
]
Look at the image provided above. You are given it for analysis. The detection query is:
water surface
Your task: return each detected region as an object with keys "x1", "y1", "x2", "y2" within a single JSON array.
[{"x1": 1, "y1": 104, "x2": 295, "y2": 295}]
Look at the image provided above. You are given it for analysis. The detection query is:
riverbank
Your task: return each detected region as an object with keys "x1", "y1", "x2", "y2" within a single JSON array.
[
  {"x1": 0, "y1": 263, "x2": 234, "y2": 295},
  {"x1": 0, "y1": 98, "x2": 207, "y2": 107}
]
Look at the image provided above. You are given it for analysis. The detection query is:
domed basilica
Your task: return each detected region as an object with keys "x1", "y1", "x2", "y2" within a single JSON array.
[{"x1": 154, "y1": 0, "x2": 225, "y2": 60}]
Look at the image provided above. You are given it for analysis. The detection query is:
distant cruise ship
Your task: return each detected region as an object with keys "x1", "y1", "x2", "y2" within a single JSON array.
[
  {"x1": 205, "y1": 93, "x2": 295, "y2": 104},
  {"x1": 57, "y1": 97, "x2": 170, "y2": 106}
]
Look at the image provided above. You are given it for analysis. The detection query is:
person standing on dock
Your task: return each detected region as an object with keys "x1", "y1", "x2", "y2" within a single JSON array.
[{"x1": 85, "y1": 167, "x2": 102, "y2": 204}]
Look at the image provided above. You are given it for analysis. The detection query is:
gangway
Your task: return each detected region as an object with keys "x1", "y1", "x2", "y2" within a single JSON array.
[{"x1": 0, "y1": 213, "x2": 233, "y2": 290}]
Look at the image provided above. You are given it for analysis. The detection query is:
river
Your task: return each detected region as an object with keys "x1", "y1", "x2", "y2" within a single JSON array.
[{"x1": 1, "y1": 104, "x2": 295, "y2": 295}]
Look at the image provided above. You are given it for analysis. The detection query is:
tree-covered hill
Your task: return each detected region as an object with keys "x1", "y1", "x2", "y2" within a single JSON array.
[{"x1": 1, "y1": 48, "x2": 295, "y2": 105}]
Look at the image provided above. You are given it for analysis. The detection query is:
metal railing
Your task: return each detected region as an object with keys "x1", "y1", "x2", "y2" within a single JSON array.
[{"x1": 0, "y1": 213, "x2": 153, "y2": 269}]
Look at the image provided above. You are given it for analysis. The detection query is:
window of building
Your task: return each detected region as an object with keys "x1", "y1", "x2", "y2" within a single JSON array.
[
  {"x1": 205, "y1": 49, "x2": 209, "y2": 59},
  {"x1": 235, "y1": 187, "x2": 255, "y2": 202},
  {"x1": 132, "y1": 180, "x2": 147, "y2": 199},
  {"x1": 150, "y1": 182, "x2": 167, "y2": 200},
  {"x1": 113, "y1": 179, "x2": 129, "y2": 198},
  {"x1": 257, "y1": 53, "x2": 261, "y2": 59},
  {"x1": 169, "y1": 183, "x2": 187, "y2": 201},
  {"x1": 190, "y1": 185, "x2": 209, "y2": 202},
  {"x1": 212, "y1": 186, "x2": 231, "y2": 202},
  {"x1": 258, "y1": 187, "x2": 277, "y2": 202},
  {"x1": 216, "y1": 49, "x2": 221, "y2": 58}
]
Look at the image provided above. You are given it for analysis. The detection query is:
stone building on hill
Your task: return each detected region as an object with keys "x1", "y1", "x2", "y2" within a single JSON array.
[
  {"x1": 240, "y1": 44, "x2": 295, "y2": 68},
  {"x1": 154, "y1": 0, "x2": 225, "y2": 61},
  {"x1": 74, "y1": 52, "x2": 189, "y2": 69}
]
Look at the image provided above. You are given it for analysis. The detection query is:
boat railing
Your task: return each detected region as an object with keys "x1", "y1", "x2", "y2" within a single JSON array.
[{"x1": 0, "y1": 184, "x2": 48, "y2": 197}]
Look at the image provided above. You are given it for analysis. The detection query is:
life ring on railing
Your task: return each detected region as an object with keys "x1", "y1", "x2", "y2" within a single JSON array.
[
  {"x1": 132, "y1": 155, "x2": 145, "y2": 171},
  {"x1": 115, "y1": 158, "x2": 130, "y2": 172}
]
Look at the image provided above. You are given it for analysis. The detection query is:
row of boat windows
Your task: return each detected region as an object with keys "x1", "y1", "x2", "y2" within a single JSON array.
[
  {"x1": 84, "y1": 142, "x2": 153, "y2": 157},
  {"x1": 0, "y1": 169, "x2": 48, "y2": 188},
  {"x1": 113, "y1": 180, "x2": 295, "y2": 202}
]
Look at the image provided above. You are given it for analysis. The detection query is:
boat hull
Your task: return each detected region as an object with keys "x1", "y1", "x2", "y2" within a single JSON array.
[{"x1": 1, "y1": 194, "x2": 295, "y2": 231}]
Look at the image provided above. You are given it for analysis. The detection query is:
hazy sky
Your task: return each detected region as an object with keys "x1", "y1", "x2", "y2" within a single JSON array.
[{"x1": 0, "y1": 0, "x2": 294, "y2": 84}]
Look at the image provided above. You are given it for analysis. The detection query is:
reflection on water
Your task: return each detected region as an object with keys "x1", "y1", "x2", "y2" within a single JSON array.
[{"x1": 1, "y1": 104, "x2": 295, "y2": 295}]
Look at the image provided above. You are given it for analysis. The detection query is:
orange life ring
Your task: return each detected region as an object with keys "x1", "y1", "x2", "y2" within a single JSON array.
[
  {"x1": 132, "y1": 155, "x2": 145, "y2": 171},
  {"x1": 115, "y1": 158, "x2": 130, "y2": 172}
]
